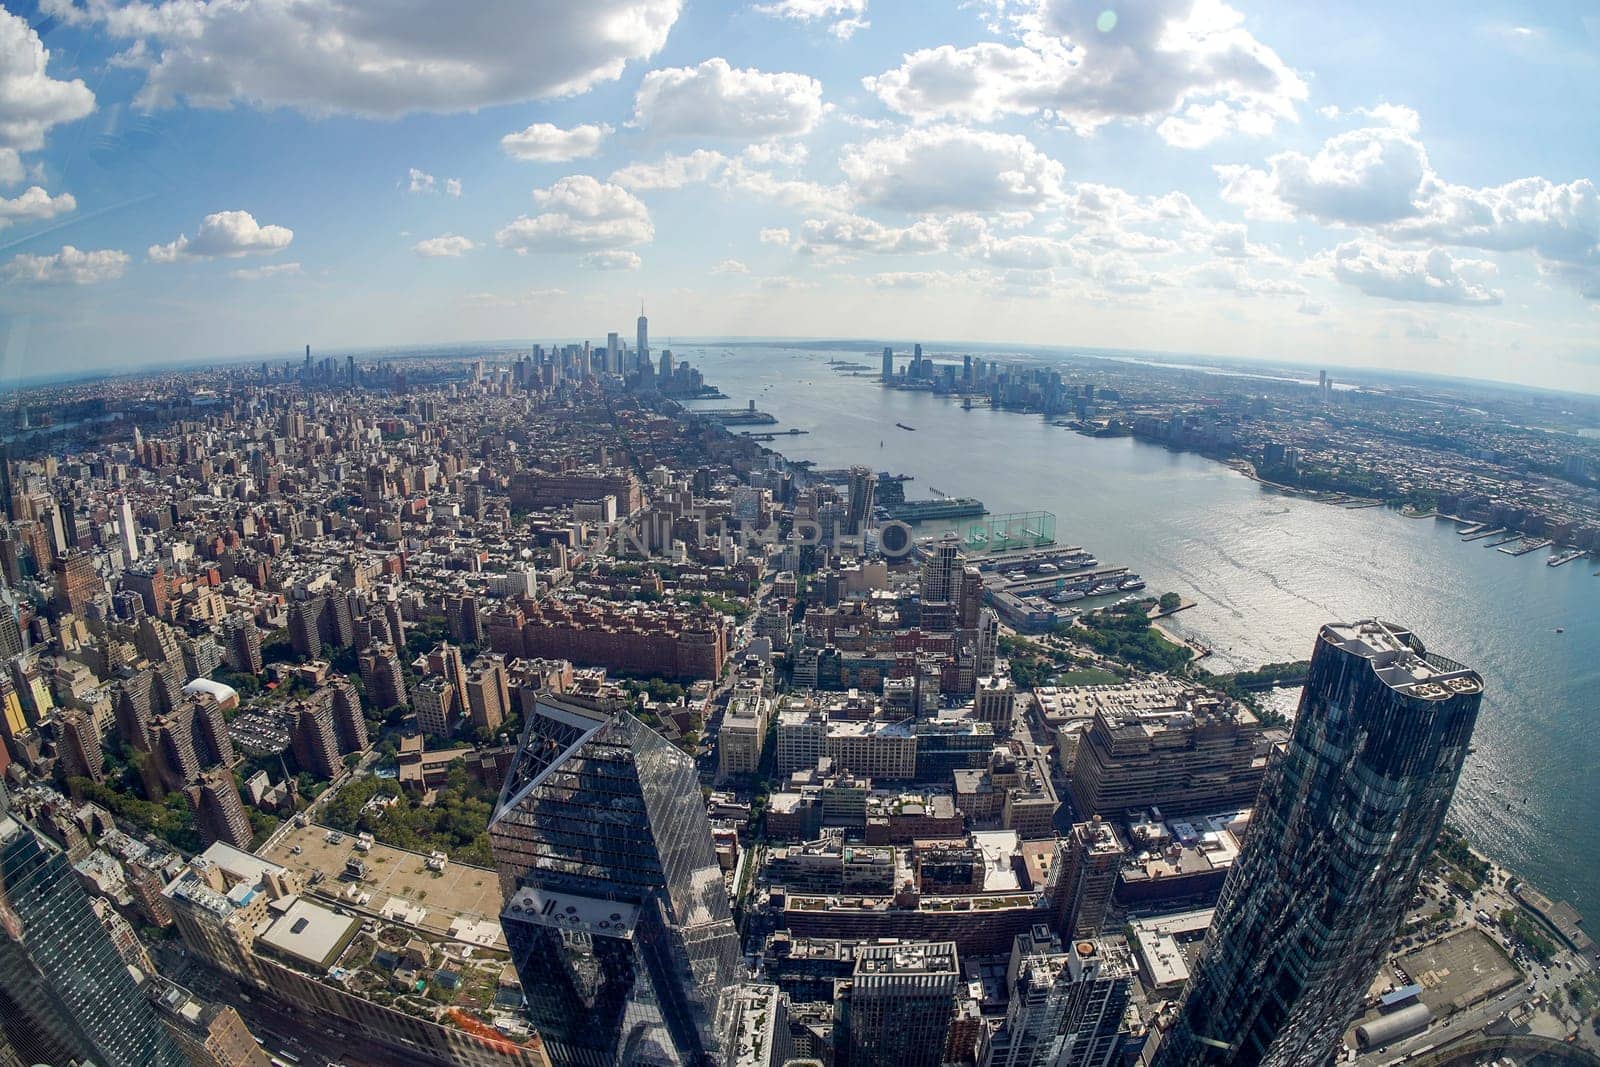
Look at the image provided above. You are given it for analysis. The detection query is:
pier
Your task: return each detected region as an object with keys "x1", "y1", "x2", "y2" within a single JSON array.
[
  {"x1": 698, "y1": 401, "x2": 778, "y2": 425},
  {"x1": 995, "y1": 566, "x2": 1131, "y2": 597},
  {"x1": 740, "y1": 429, "x2": 810, "y2": 441},
  {"x1": 1498, "y1": 538, "x2": 1552, "y2": 556},
  {"x1": 1461, "y1": 527, "x2": 1505, "y2": 542}
]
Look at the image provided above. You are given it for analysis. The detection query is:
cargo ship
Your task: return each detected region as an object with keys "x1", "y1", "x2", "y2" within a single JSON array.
[{"x1": 883, "y1": 497, "x2": 988, "y2": 523}]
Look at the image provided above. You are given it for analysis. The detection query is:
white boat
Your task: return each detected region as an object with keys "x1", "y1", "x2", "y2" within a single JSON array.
[{"x1": 1051, "y1": 589, "x2": 1086, "y2": 603}]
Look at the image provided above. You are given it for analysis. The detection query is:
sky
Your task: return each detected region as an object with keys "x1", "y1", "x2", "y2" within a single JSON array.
[{"x1": 0, "y1": 0, "x2": 1597, "y2": 393}]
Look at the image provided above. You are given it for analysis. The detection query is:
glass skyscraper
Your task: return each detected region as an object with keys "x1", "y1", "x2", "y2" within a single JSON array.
[
  {"x1": 1153, "y1": 620, "x2": 1483, "y2": 1066},
  {"x1": 0, "y1": 787, "x2": 188, "y2": 1067},
  {"x1": 489, "y1": 695, "x2": 742, "y2": 1066}
]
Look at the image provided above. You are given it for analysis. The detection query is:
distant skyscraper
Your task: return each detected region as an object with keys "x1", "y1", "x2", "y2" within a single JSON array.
[
  {"x1": 840, "y1": 941, "x2": 960, "y2": 1067},
  {"x1": 489, "y1": 694, "x2": 741, "y2": 1066},
  {"x1": 118, "y1": 494, "x2": 139, "y2": 562},
  {"x1": 845, "y1": 465, "x2": 877, "y2": 537},
  {"x1": 920, "y1": 532, "x2": 961, "y2": 603},
  {"x1": 636, "y1": 306, "x2": 649, "y2": 363},
  {"x1": 881, "y1": 346, "x2": 894, "y2": 381},
  {"x1": 0, "y1": 792, "x2": 187, "y2": 1067},
  {"x1": 606, "y1": 331, "x2": 621, "y2": 374},
  {"x1": 1050, "y1": 819, "x2": 1124, "y2": 942},
  {"x1": 1153, "y1": 621, "x2": 1483, "y2": 1066}
]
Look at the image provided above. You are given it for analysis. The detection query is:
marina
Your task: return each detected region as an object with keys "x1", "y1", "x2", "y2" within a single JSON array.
[
  {"x1": 1461, "y1": 526, "x2": 1506, "y2": 542},
  {"x1": 1498, "y1": 537, "x2": 1553, "y2": 556}
]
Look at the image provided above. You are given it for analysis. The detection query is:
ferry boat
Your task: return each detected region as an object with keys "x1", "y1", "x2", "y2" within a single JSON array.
[{"x1": 1119, "y1": 575, "x2": 1147, "y2": 591}]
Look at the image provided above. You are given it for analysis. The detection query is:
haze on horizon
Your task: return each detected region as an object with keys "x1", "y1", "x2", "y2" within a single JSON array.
[{"x1": 1, "y1": 0, "x2": 1597, "y2": 393}]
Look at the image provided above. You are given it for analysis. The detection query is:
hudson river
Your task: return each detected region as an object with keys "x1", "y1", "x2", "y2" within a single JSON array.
[{"x1": 682, "y1": 344, "x2": 1600, "y2": 917}]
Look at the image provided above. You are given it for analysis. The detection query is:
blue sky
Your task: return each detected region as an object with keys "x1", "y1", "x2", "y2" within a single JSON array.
[{"x1": 1, "y1": 0, "x2": 1597, "y2": 391}]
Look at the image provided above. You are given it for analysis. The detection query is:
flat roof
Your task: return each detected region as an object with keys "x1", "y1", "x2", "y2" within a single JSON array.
[
  {"x1": 1133, "y1": 928, "x2": 1190, "y2": 987},
  {"x1": 197, "y1": 841, "x2": 286, "y2": 888},
  {"x1": 854, "y1": 941, "x2": 958, "y2": 976},
  {"x1": 257, "y1": 822, "x2": 505, "y2": 948},
  {"x1": 258, "y1": 897, "x2": 358, "y2": 970}
]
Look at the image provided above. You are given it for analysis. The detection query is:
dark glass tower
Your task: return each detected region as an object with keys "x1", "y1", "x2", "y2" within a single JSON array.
[
  {"x1": 489, "y1": 695, "x2": 741, "y2": 1066},
  {"x1": 1154, "y1": 620, "x2": 1483, "y2": 1066},
  {"x1": 0, "y1": 789, "x2": 187, "y2": 1067}
]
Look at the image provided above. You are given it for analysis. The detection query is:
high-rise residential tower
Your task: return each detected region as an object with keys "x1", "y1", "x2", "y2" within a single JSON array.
[
  {"x1": 1049, "y1": 818, "x2": 1124, "y2": 942},
  {"x1": 489, "y1": 694, "x2": 741, "y2": 1066},
  {"x1": 845, "y1": 466, "x2": 877, "y2": 537},
  {"x1": 983, "y1": 928, "x2": 1132, "y2": 1067},
  {"x1": 0, "y1": 787, "x2": 188, "y2": 1067},
  {"x1": 1153, "y1": 621, "x2": 1483, "y2": 1066}
]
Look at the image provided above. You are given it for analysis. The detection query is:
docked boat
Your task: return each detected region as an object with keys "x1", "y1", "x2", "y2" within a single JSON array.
[
  {"x1": 1119, "y1": 575, "x2": 1146, "y2": 591},
  {"x1": 1051, "y1": 589, "x2": 1086, "y2": 603}
]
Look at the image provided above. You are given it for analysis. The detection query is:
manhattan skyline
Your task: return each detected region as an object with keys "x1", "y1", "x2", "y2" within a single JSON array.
[{"x1": 0, "y1": 0, "x2": 1598, "y2": 391}]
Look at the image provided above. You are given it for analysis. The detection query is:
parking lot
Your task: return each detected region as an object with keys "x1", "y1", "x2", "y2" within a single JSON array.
[{"x1": 1394, "y1": 927, "x2": 1522, "y2": 1013}]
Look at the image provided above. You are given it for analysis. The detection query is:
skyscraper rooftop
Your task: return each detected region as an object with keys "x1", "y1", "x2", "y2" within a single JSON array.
[{"x1": 1320, "y1": 620, "x2": 1484, "y2": 697}]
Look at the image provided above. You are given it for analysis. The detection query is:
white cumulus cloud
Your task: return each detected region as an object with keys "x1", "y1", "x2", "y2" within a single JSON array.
[
  {"x1": 632, "y1": 58, "x2": 824, "y2": 140},
  {"x1": 1321, "y1": 240, "x2": 1502, "y2": 305},
  {"x1": 49, "y1": 0, "x2": 682, "y2": 117},
  {"x1": 610, "y1": 150, "x2": 730, "y2": 191},
  {"x1": 839, "y1": 125, "x2": 1065, "y2": 214},
  {"x1": 3, "y1": 244, "x2": 128, "y2": 284},
  {"x1": 711, "y1": 258, "x2": 749, "y2": 274},
  {"x1": 1219, "y1": 122, "x2": 1600, "y2": 299},
  {"x1": 755, "y1": 0, "x2": 868, "y2": 40},
  {"x1": 1217, "y1": 126, "x2": 1433, "y2": 224},
  {"x1": 582, "y1": 250, "x2": 642, "y2": 270},
  {"x1": 863, "y1": 0, "x2": 1305, "y2": 147},
  {"x1": 496, "y1": 176, "x2": 653, "y2": 255},
  {"x1": 0, "y1": 8, "x2": 96, "y2": 178},
  {"x1": 501, "y1": 122, "x2": 614, "y2": 162},
  {"x1": 413, "y1": 234, "x2": 476, "y2": 257},
  {"x1": 149, "y1": 210, "x2": 294, "y2": 261},
  {"x1": 759, "y1": 227, "x2": 792, "y2": 245},
  {"x1": 0, "y1": 185, "x2": 74, "y2": 229}
]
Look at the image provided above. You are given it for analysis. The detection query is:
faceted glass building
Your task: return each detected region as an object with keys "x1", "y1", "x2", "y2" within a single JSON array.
[
  {"x1": 1154, "y1": 621, "x2": 1483, "y2": 1066},
  {"x1": 489, "y1": 695, "x2": 742, "y2": 1066},
  {"x1": 0, "y1": 791, "x2": 188, "y2": 1067}
]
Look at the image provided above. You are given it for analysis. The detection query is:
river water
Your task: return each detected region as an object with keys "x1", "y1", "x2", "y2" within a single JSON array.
[{"x1": 680, "y1": 344, "x2": 1600, "y2": 916}]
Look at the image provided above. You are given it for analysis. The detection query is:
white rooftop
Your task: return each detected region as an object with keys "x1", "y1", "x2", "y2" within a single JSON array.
[{"x1": 258, "y1": 897, "x2": 358, "y2": 970}]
